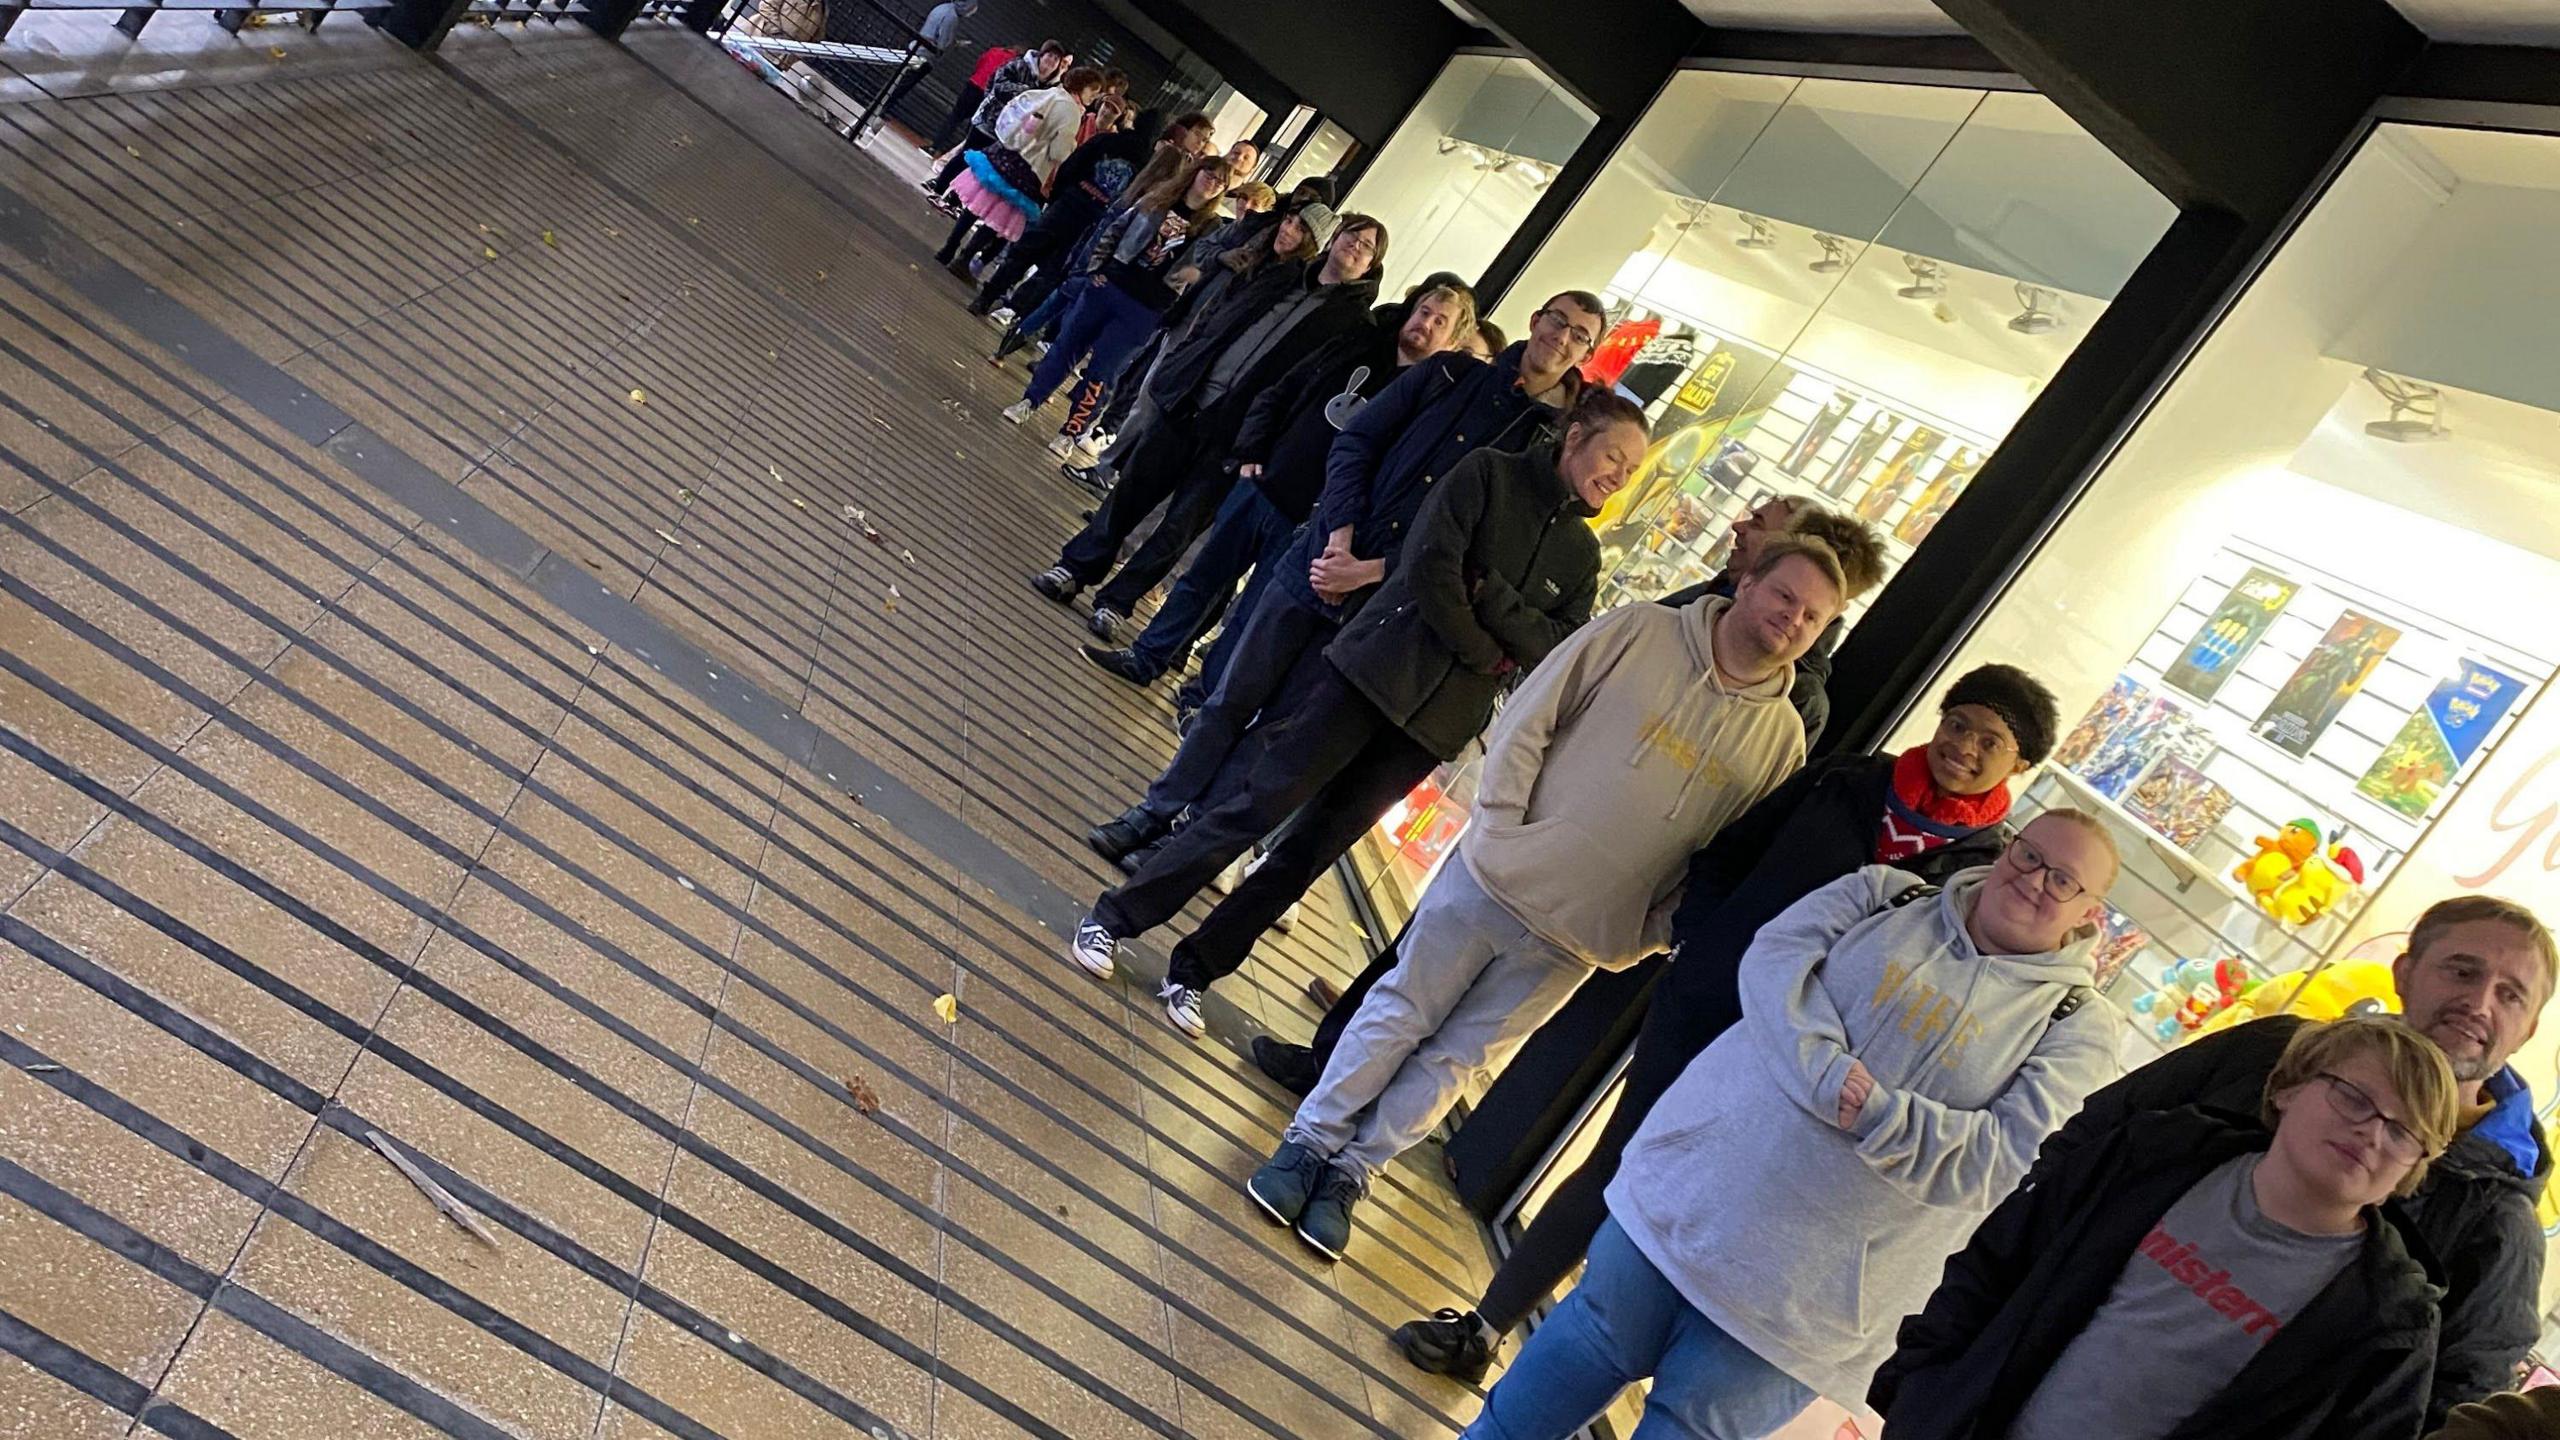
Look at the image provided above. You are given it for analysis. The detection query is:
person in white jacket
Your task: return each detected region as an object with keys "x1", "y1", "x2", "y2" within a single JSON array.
[
  {"x1": 1460, "y1": 811, "x2": 2125, "y2": 1440},
  {"x1": 1246, "y1": 512, "x2": 1887, "y2": 1262}
]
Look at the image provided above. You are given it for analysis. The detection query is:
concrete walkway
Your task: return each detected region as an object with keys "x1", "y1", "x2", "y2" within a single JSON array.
[{"x1": 0, "y1": 17, "x2": 1495, "y2": 1440}]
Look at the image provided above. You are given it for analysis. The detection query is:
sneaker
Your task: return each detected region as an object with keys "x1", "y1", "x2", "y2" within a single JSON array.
[
  {"x1": 1250, "y1": 1036, "x2": 1319, "y2": 1097},
  {"x1": 1067, "y1": 914, "x2": 1121, "y2": 979},
  {"x1": 1159, "y1": 980, "x2": 1206, "y2": 1038},
  {"x1": 1081, "y1": 643, "x2": 1159, "y2": 686},
  {"x1": 1246, "y1": 1141, "x2": 1326, "y2": 1227},
  {"x1": 1393, "y1": 1309, "x2": 1496, "y2": 1384},
  {"x1": 1032, "y1": 340, "x2": 1051, "y2": 360},
  {"x1": 1000, "y1": 400, "x2": 1034, "y2": 424},
  {"x1": 1210, "y1": 851, "x2": 1248, "y2": 895},
  {"x1": 1060, "y1": 460, "x2": 1107, "y2": 490},
  {"x1": 1087, "y1": 607, "x2": 1126, "y2": 641},
  {"x1": 987, "y1": 306, "x2": 1016, "y2": 327},
  {"x1": 1045, "y1": 432, "x2": 1078, "y2": 461},
  {"x1": 1029, "y1": 567, "x2": 1081, "y2": 603},
  {"x1": 1173, "y1": 704, "x2": 1197, "y2": 738},
  {"x1": 1118, "y1": 834, "x2": 1166, "y2": 874},
  {"x1": 1085, "y1": 806, "x2": 1166, "y2": 862},
  {"x1": 1274, "y1": 900, "x2": 1301, "y2": 933},
  {"x1": 1295, "y1": 1163, "x2": 1362, "y2": 1261}
]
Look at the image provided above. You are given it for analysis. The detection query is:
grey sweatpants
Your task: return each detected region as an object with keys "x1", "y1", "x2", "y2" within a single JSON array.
[{"x1": 1285, "y1": 859, "x2": 1589, "y2": 1187}]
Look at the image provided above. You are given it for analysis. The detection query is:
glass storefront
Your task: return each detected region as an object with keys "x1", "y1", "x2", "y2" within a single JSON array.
[
  {"x1": 1898, "y1": 120, "x2": 2560, "y2": 1325},
  {"x1": 1345, "y1": 53, "x2": 1597, "y2": 302},
  {"x1": 1342, "y1": 70, "x2": 2175, "y2": 930}
]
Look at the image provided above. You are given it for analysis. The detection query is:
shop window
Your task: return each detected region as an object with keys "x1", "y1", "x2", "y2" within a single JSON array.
[
  {"x1": 1341, "y1": 73, "x2": 2171, "y2": 933},
  {"x1": 1345, "y1": 54, "x2": 1596, "y2": 302},
  {"x1": 1899, "y1": 123, "x2": 2560, "y2": 1101}
]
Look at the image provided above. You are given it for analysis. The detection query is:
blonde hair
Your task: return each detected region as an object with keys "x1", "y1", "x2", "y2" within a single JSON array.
[
  {"x1": 2263, "y1": 1015, "x2": 2461, "y2": 1196},
  {"x1": 2408, "y1": 894, "x2": 2558, "y2": 1003},
  {"x1": 1412, "y1": 281, "x2": 1478, "y2": 335}
]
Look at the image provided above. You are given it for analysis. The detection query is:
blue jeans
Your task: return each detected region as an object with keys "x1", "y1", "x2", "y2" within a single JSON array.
[
  {"x1": 1463, "y1": 1219, "x2": 1815, "y2": 1440},
  {"x1": 1025, "y1": 277, "x2": 1160, "y2": 432},
  {"x1": 1133, "y1": 483, "x2": 1297, "y2": 677}
]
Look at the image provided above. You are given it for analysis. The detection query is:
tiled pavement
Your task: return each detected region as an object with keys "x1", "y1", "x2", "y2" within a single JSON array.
[{"x1": 0, "y1": 19, "x2": 1499, "y2": 1440}]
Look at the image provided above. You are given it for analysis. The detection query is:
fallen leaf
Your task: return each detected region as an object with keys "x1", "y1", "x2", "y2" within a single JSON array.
[
  {"x1": 843, "y1": 1075, "x2": 880, "y2": 1114},
  {"x1": 541, "y1": 229, "x2": 557, "y2": 247},
  {"x1": 124, "y1": 145, "x2": 141, "y2": 158},
  {"x1": 790, "y1": 496, "x2": 807, "y2": 510},
  {"x1": 768, "y1": 464, "x2": 783, "y2": 482},
  {"x1": 932, "y1": 993, "x2": 958, "y2": 1025},
  {"x1": 628, "y1": 389, "x2": 647, "y2": 404},
  {"x1": 269, "y1": 46, "x2": 287, "y2": 58},
  {"x1": 899, "y1": 549, "x2": 916, "y2": 565},
  {"x1": 477, "y1": 222, "x2": 492, "y2": 233},
  {"x1": 676, "y1": 487, "x2": 694, "y2": 502},
  {"x1": 884, "y1": 584, "x2": 901, "y2": 614},
  {"x1": 482, "y1": 246, "x2": 498, "y2": 260}
]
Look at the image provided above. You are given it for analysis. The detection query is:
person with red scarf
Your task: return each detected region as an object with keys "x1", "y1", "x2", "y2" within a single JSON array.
[{"x1": 1393, "y1": 662, "x2": 2061, "y2": 1382}]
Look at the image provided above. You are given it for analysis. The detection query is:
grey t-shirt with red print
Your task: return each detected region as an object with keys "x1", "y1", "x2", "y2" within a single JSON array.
[{"x1": 2008, "y1": 1154, "x2": 2362, "y2": 1440}]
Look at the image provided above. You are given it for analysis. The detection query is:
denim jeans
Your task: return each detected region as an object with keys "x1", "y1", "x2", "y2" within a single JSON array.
[
  {"x1": 1025, "y1": 278, "x2": 1160, "y2": 409},
  {"x1": 1462, "y1": 1219, "x2": 1815, "y2": 1440},
  {"x1": 1131, "y1": 483, "x2": 1296, "y2": 676}
]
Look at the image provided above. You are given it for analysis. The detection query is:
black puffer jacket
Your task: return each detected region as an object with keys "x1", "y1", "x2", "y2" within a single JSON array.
[
  {"x1": 2027, "y1": 1014, "x2": 2550, "y2": 1429},
  {"x1": 1873, "y1": 1108, "x2": 2443, "y2": 1440},
  {"x1": 1325, "y1": 442, "x2": 1598, "y2": 759}
]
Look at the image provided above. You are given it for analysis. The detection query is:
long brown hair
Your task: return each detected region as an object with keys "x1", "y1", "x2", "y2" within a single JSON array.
[{"x1": 1132, "y1": 155, "x2": 1226, "y2": 222}]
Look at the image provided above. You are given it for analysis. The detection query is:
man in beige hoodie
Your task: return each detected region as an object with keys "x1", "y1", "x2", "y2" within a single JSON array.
[{"x1": 1248, "y1": 510, "x2": 1887, "y2": 1260}]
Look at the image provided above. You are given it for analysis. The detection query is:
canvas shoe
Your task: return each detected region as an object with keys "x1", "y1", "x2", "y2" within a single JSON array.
[
  {"x1": 1046, "y1": 431, "x2": 1078, "y2": 460},
  {"x1": 1159, "y1": 980, "x2": 1207, "y2": 1038},
  {"x1": 1246, "y1": 1141, "x2": 1326, "y2": 1227},
  {"x1": 1030, "y1": 567, "x2": 1081, "y2": 603},
  {"x1": 999, "y1": 399, "x2": 1034, "y2": 424},
  {"x1": 1066, "y1": 914, "x2": 1121, "y2": 979}
]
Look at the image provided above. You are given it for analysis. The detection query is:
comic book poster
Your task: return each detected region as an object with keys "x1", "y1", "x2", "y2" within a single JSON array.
[
  {"x1": 2355, "y1": 658, "x2": 2527, "y2": 819},
  {"x1": 1778, "y1": 391, "x2": 1854, "y2": 474},
  {"x1": 2253, "y1": 611, "x2": 2403, "y2": 758},
  {"x1": 2091, "y1": 906, "x2": 2151, "y2": 992},
  {"x1": 2125, "y1": 755, "x2": 2238, "y2": 850},
  {"x1": 2081, "y1": 693, "x2": 2215, "y2": 801},
  {"x1": 2163, "y1": 567, "x2": 2299, "y2": 703},
  {"x1": 2055, "y1": 675, "x2": 2148, "y2": 775}
]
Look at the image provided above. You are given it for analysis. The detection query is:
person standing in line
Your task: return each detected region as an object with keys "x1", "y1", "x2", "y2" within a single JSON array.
[
  {"x1": 2018, "y1": 893, "x2": 2554, "y2": 1427},
  {"x1": 869, "y1": 0, "x2": 975, "y2": 137},
  {"x1": 996, "y1": 160, "x2": 1228, "y2": 433},
  {"x1": 1251, "y1": 496, "x2": 1845, "y2": 1099},
  {"x1": 924, "y1": 41, "x2": 1069, "y2": 205},
  {"x1": 1392, "y1": 659, "x2": 2047, "y2": 1380},
  {"x1": 984, "y1": 117, "x2": 1214, "y2": 352},
  {"x1": 1247, "y1": 515, "x2": 1865, "y2": 1260},
  {"x1": 1458, "y1": 813, "x2": 2125, "y2": 1440},
  {"x1": 1070, "y1": 392, "x2": 1649, "y2": 1040},
  {"x1": 934, "y1": 66, "x2": 1105, "y2": 279},
  {"x1": 967, "y1": 110, "x2": 1193, "y2": 317},
  {"x1": 927, "y1": 38, "x2": 1018, "y2": 153},
  {"x1": 1872, "y1": 1015, "x2": 2460, "y2": 1440},
  {"x1": 1028, "y1": 211, "x2": 1381, "y2": 615},
  {"x1": 1078, "y1": 282, "x2": 1474, "y2": 692},
  {"x1": 1459, "y1": 320, "x2": 1502, "y2": 360},
  {"x1": 1079, "y1": 294, "x2": 1606, "y2": 874}
]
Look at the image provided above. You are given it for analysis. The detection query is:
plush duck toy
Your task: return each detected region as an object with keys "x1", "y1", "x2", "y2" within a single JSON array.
[{"x1": 2234, "y1": 819, "x2": 2322, "y2": 903}]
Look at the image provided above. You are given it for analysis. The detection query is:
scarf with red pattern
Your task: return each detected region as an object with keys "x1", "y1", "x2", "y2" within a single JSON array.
[{"x1": 1876, "y1": 745, "x2": 2013, "y2": 863}]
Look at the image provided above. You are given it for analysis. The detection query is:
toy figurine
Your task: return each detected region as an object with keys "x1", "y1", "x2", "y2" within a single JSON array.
[
  {"x1": 2176, "y1": 957, "x2": 2252, "y2": 1032},
  {"x1": 2195, "y1": 959, "x2": 2394, "y2": 1037},
  {"x1": 2233, "y1": 819, "x2": 2321, "y2": 903},
  {"x1": 2266, "y1": 843, "x2": 2365, "y2": 926}
]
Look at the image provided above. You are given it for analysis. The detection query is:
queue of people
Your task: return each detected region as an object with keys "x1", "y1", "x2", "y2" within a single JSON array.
[{"x1": 898, "y1": 82, "x2": 2558, "y2": 1439}]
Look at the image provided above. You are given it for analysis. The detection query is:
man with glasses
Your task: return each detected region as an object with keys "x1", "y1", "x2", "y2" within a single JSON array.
[
  {"x1": 2022, "y1": 893, "x2": 2556, "y2": 1428},
  {"x1": 1455, "y1": 811, "x2": 2124, "y2": 1439},
  {"x1": 1083, "y1": 289, "x2": 1607, "y2": 871}
]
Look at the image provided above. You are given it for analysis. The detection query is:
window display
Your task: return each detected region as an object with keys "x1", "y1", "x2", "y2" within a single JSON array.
[{"x1": 1343, "y1": 74, "x2": 2172, "y2": 928}]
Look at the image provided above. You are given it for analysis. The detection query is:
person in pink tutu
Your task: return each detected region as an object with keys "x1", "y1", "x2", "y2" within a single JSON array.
[{"x1": 936, "y1": 65, "x2": 1105, "y2": 279}]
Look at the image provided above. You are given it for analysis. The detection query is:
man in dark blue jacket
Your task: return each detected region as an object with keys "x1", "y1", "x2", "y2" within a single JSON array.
[{"x1": 1082, "y1": 291, "x2": 1605, "y2": 869}]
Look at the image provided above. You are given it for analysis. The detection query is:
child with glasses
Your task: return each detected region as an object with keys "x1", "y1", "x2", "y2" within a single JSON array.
[{"x1": 1873, "y1": 1014, "x2": 2458, "y2": 1440}]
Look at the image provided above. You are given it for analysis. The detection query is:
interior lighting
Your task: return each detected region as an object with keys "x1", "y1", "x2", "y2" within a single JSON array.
[
  {"x1": 2008, "y1": 282, "x2": 2062, "y2": 335},
  {"x1": 2360, "y1": 368, "x2": 2449, "y2": 442},
  {"x1": 1896, "y1": 254, "x2": 1946, "y2": 300}
]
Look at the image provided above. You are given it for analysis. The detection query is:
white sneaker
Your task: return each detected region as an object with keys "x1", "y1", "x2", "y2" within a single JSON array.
[
  {"x1": 1045, "y1": 432, "x2": 1077, "y2": 460},
  {"x1": 1068, "y1": 915, "x2": 1121, "y2": 979},
  {"x1": 1000, "y1": 400, "x2": 1034, "y2": 425},
  {"x1": 1275, "y1": 901, "x2": 1301, "y2": 933},
  {"x1": 1160, "y1": 980, "x2": 1206, "y2": 1038},
  {"x1": 1071, "y1": 435, "x2": 1106, "y2": 465},
  {"x1": 986, "y1": 306, "x2": 1016, "y2": 328},
  {"x1": 1032, "y1": 341, "x2": 1051, "y2": 360},
  {"x1": 1211, "y1": 853, "x2": 1248, "y2": 895}
]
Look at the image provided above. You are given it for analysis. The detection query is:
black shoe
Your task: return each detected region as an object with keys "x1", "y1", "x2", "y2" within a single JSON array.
[
  {"x1": 1393, "y1": 1309, "x2": 1496, "y2": 1384},
  {"x1": 1250, "y1": 1036, "x2": 1320, "y2": 1097},
  {"x1": 1030, "y1": 566, "x2": 1081, "y2": 603},
  {"x1": 1116, "y1": 835, "x2": 1165, "y2": 875},
  {"x1": 1085, "y1": 807, "x2": 1166, "y2": 862},
  {"x1": 1081, "y1": 643, "x2": 1159, "y2": 686}
]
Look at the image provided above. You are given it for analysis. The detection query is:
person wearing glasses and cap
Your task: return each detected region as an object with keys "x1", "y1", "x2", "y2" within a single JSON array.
[
  {"x1": 1459, "y1": 812, "x2": 2124, "y2": 1440},
  {"x1": 1873, "y1": 1014, "x2": 2460, "y2": 1440},
  {"x1": 2014, "y1": 893, "x2": 2555, "y2": 1429}
]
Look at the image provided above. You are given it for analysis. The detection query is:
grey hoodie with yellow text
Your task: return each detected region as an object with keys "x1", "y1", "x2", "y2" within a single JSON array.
[
  {"x1": 1606, "y1": 865, "x2": 2121, "y2": 1411},
  {"x1": 1460, "y1": 598, "x2": 1804, "y2": 971}
]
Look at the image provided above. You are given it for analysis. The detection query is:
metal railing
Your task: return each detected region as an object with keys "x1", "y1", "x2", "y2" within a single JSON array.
[{"x1": 687, "y1": 0, "x2": 933, "y2": 139}]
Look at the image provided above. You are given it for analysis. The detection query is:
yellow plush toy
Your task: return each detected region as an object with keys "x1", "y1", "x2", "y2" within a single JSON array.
[
  {"x1": 2193, "y1": 959, "x2": 2396, "y2": 1037},
  {"x1": 2233, "y1": 820, "x2": 2321, "y2": 904},
  {"x1": 2265, "y1": 845, "x2": 2364, "y2": 926}
]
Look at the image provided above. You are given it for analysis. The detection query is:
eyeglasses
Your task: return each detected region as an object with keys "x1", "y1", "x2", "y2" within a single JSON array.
[
  {"x1": 1338, "y1": 231, "x2": 1380, "y2": 258},
  {"x1": 2003, "y1": 835, "x2": 2086, "y2": 904},
  {"x1": 1535, "y1": 308, "x2": 1598, "y2": 350},
  {"x1": 1938, "y1": 711, "x2": 2017, "y2": 759},
  {"x1": 2316, "y1": 1072, "x2": 2430, "y2": 1164}
]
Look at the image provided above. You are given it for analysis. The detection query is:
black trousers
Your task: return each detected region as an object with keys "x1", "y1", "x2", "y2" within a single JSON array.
[
  {"x1": 929, "y1": 80, "x2": 984, "y2": 151},
  {"x1": 1309, "y1": 933, "x2": 1400, "y2": 1060},
  {"x1": 1135, "y1": 591, "x2": 1333, "y2": 826},
  {"x1": 1056, "y1": 418, "x2": 1210, "y2": 589},
  {"x1": 1098, "y1": 661, "x2": 1436, "y2": 990},
  {"x1": 972, "y1": 223, "x2": 1071, "y2": 311},
  {"x1": 1093, "y1": 440, "x2": 1237, "y2": 614},
  {"x1": 929, "y1": 127, "x2": 994, "y2": 193}
]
